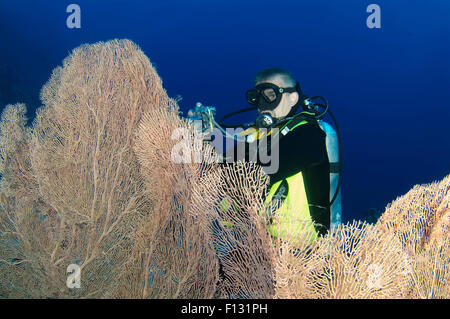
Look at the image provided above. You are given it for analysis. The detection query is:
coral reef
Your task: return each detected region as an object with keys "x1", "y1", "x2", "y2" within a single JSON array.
[
  {"x1": 0, "y1": 39, "x2": 448, "y2": 299},
  {"x1": 0, "y1": 39, "x2": 218, "y2": 298},
  {"x1": 376, "y1": 176, "x2": 450, "y2": 298}
]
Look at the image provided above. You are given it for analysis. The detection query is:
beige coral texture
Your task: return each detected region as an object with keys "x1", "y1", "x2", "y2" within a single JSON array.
[{"x1": 0, "y1": 39, "x2": 448, "y2": 299}]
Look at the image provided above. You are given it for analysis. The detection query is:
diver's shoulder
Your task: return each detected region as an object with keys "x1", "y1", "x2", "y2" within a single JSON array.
[{"x1": 287, "y1": 118, "x2": 325, "y2": 137}]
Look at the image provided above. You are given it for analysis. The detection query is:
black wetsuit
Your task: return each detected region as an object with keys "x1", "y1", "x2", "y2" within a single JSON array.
[{"x1": 225, "y1": 119, "x2": 331, "y2": 235}]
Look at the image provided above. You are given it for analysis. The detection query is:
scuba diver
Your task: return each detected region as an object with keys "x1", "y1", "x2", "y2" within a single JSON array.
[
  {"x1": 187, "y1": 68, "x2": 342, "y2": 296},
  {"x1": 247, "y1": 68, "x2": 331, "y2": 237},
  {"x1": 188, "y1": 68, "x2": 342, "y2": 237}
]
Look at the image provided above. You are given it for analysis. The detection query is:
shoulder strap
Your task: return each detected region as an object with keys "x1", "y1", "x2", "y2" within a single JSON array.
[{"x1": 279, "y1": 113, "x2": 316, "y2": 136}]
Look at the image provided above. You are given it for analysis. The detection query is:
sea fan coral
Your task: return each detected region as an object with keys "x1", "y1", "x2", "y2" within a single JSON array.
[
  {"x1": 273, "y1": 176, "x2": 449, "y2": 299},
  {"x1": 0, "y1": 39, "x2": 219, "y2": 298},
  {"x1": 376, "y1": 175, "x2": 450, "y2": 298},
  {"x1": 114, "y1": 89, "x2": 220, "y2": 298}
]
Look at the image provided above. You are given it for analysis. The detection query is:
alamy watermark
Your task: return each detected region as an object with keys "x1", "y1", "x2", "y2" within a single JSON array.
[
  {"x1": 66, "y1": 264, "x2": 81, "y2": 289},
  {"x1": 366, "y1": 4, "x2": 381, "y2": 29},
  {"x1": 66, "y1": 4, "x2": 81, "y2": 29}
]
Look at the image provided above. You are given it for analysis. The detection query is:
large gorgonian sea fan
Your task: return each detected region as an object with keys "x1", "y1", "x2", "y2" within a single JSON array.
[
  {"x1": 375, "y1": 175, "x2": 450, "y2": 298},
  {"x1": 0, "y1": 39, "x2": 163, "y2": 298},
  {"x1": 114, "y1": 87, "x2": 221, "y2": 299},
  {"x1": 0, "y1": 39, "x2": 449, "y2": 299},
  {"x1": 272, "y1": 176, "x2": 449, "y2": 299},
  {"x1": 0, "y1": 39, "x2": 220, "y2": 298}
]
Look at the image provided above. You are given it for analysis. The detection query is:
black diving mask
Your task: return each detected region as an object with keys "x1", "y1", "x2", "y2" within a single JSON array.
[{"x1": 246, "y1": 83, "x2": 297, "y2": 112}]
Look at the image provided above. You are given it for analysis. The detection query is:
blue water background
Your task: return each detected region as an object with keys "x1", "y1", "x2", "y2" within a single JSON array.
[{"x1": 0, "y1": 0, "x2": 449, "y2": 222}]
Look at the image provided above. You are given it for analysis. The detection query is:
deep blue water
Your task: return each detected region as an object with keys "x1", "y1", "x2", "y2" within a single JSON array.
[{"x1": 1, "y1": 0, "x2": 449, "y2": 222}]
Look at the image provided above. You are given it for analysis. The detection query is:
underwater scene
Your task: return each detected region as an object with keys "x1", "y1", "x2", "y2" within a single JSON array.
[{"x1": 0, "y1": 0, "x2": 449, "y2": 301}]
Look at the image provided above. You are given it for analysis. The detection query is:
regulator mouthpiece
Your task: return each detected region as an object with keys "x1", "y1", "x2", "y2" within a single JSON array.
[{"x1": 255, "y1": 113, "x2": 275, "y2": 128}]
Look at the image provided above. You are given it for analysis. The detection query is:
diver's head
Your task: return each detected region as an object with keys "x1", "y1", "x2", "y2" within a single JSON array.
[{"x1": 246, "y1": 68, "x2": 300, "y2": 120}]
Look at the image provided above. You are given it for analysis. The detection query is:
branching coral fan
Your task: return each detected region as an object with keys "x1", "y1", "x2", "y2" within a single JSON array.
[{"x1": 0, "y1": 39, "x2": 448, "y2": 298}]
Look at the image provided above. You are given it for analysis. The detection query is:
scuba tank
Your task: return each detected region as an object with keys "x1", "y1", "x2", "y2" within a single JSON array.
[{"x1": 318, "y1": 120, "x2": 342, "y2": 230}]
